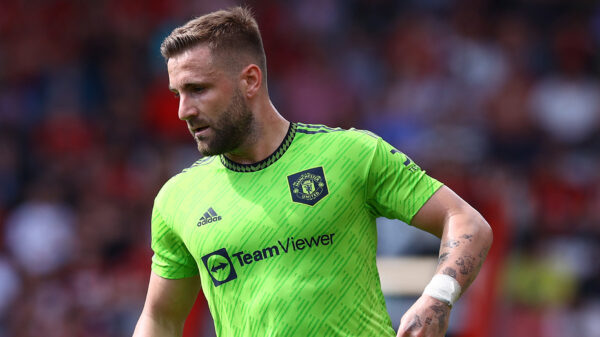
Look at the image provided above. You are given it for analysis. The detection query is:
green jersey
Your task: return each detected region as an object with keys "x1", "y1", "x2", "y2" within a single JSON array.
[{"x1": 151, "y1": 123, "x2": 442, "y2": 337}]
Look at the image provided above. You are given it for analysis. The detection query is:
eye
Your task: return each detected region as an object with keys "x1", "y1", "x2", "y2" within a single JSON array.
[
  {"x1": 192, "y1": 86, "x2": 205, "y2": 93},
  {"x1": 173, "y1": 92, "x2": 180, "y2": 98}
]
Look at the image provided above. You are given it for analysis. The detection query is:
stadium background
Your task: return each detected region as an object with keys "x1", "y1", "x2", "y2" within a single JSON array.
[{"x1": 1, "y1": 0, "x2": 599, "y2": 336}]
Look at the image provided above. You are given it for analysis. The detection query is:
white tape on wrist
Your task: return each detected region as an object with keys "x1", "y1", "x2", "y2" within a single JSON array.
[{"x1": 423, "y1": 274, "x2": 461, "y2": 307}]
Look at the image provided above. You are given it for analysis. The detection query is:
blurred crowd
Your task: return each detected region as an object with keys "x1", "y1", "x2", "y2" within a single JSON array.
[{"x1": 0, "y1": 0, "x2": 599, "y2": 336}]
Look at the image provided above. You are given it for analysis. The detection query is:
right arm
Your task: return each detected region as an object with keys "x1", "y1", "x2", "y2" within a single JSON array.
[{"x1": 133, "y1": 272, "x2": 201, "y2": 337}]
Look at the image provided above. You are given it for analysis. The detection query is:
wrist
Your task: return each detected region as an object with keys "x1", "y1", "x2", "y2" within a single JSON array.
[{"x1": 422, "y1": 274, "x2": 461, "y2": 307}]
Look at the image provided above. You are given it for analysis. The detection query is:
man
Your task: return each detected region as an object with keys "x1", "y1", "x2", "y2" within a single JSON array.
[{"x1": 133, "y1": 6, "x2": 492, "y2": 337}]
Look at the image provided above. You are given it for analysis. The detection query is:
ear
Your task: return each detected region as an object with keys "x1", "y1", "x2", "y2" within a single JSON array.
[{"x1": 239, "y1": 64, "x2": 262, "y2": 98}]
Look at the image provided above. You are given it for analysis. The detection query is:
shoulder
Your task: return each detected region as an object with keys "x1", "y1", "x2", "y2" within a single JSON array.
[
  {"x1": 294, "y1": 123, "x2": 380, "y2": 150},
  {"x1": 155, "y1": 156, "x2": 219, "y2": 206}
]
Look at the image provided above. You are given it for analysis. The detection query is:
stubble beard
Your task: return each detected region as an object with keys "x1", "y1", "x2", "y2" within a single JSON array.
[{"x1": 195, "y1": 89, "x2": 254, "y2": 157}]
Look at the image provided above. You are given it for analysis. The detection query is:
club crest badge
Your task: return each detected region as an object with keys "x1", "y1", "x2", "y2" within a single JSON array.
[{"x1": 287, "y1": 167, "x2": 329, "y2": 206}]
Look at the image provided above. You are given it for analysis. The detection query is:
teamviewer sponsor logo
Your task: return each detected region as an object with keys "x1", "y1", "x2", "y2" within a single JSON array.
[
  {"x1": 201, "y1": 248, "x2": 237, "y2": 287},
  {"x1": 233, "y1": 233, "x2": 335, "y2": 266},
  {"x1": 202, "y1": 233, "x2": 335, "y2": 287}
]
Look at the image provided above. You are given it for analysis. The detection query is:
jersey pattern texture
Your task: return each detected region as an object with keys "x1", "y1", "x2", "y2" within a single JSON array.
[{"x1": 151, "y1": 122, "x2": 443, "y2": 337}]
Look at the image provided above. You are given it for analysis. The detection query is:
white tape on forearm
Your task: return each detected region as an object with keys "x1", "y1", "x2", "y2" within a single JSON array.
[{"x1": 423, "y1": 274, "x2": 461, "y2": 306}]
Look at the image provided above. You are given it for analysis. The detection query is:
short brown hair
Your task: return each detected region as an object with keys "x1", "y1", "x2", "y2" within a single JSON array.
[{"x1": 161, "y1": 6, "x2": 267, "y2": 78}]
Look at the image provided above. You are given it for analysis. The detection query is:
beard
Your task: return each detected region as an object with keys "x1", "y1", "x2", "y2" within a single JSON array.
[{"x1": 193, "y1": 88, "x2": 254, "y2": 156}]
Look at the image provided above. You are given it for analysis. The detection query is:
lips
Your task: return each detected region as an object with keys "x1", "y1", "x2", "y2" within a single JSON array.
[{"x1": 192, "y1": 125, "x2": 209, "y2": 138}]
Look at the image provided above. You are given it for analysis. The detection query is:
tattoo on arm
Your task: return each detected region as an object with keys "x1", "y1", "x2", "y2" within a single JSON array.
[
  {"x1": 442, "y1": 233, "x2": 475, "y2": 250},
  {"x1": 460, "y1": 234, "x2": 473, "y2": 242},
  {"x1": 442, "y1": 267, "x2": 457, "y2": 278},
  {"x1": 438, "y1": 252, "x2": 450, "y2": 265},
  {"x1": 407, "y1": 314, "x2": 423, "y2": 330},
  {"x1": 429, "y1": 303, "x2": 449, "y2": 334},
  {"x1": 442, "y1": 240, "x2": 460, "y2": 248},
  {"x1": 455, "y1": 255, "x2": 476, "y2": 275},
  {"x1": 468, "y1": 260, "x2": 484, "y2": 285},
  {"x1": 438, "y1": 233, "x2": 487, "y2": 293}
]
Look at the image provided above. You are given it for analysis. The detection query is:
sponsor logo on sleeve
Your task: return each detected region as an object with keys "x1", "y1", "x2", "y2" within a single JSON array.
[{"x1": 390, "y1": 149, "x2": 420, "y2": 172}]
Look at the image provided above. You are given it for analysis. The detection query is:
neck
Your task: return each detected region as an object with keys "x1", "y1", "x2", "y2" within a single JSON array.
[{"x1": 224, "y1": 99, "x2": 289, "y2": 164}]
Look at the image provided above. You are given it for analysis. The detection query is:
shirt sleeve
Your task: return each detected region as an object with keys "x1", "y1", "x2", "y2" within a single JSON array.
[
  {"x1": 151, "y1": 205, "x2": 199, "y2": 279},
  {"x1": 365, "y1": 137, "x2": 443, "y2": 224}
]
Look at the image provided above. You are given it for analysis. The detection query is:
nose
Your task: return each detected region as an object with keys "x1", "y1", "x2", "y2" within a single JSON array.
[{"x1": 177, "y1": 94, "x2": 198, "y2": 121}]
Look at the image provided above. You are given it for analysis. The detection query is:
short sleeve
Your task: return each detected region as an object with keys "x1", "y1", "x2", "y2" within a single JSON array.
[
  {"x1": 366, "y1": 137, "x2": 443, "y2": 224},
  {"x1": 151, "y1": 205, "x2": 199, "y2": 279}
]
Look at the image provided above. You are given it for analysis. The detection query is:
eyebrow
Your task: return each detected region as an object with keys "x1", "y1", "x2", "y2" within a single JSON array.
[{"x1": 169, "y1": 82, "x2": 209, "y2": 93}]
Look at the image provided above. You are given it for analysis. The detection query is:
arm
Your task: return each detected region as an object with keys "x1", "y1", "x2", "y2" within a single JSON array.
[
  {"x1": 133, "y1": 272, "x2": 201, "y2": 337},
  {"x1": 397, "y1": 186, "x2": 493, "y2": 337}
]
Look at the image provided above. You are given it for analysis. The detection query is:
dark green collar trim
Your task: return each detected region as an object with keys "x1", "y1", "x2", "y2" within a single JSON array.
[{"x1": 220, "y1": 122, "x2": 297, "y2": 172}]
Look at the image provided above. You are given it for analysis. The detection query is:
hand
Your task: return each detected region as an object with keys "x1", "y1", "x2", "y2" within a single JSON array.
[{"x1": 397, "y1": 295, "x2": 451, "y2": 337}]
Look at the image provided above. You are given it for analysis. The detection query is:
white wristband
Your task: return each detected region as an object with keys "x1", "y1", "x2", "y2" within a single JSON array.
[{"x1": 423, "y1": 274, "x2": 461, "y2": 307}]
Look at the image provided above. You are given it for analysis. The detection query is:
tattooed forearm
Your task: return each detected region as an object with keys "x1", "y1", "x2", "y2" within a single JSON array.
[
  {"x1": 427, "y1": 206, "x2": 493, "y2": 311},
  {"x1": 436, "y1": 231, "x2": 490, "y2": 297}
]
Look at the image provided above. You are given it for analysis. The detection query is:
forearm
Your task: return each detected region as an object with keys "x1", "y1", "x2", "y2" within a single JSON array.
[
  {"x1": 435, "y1": 209, "x2": 492, "y2": 296},
  {"x1": 398, "y1": 187, "x2": 492, "y2": 336},
  {"x1": 397, "y1": 210, "x2": 491, "y2": 336},
  {"x1": 133, "y1": 310, "x2": 184, "y2": 337}
]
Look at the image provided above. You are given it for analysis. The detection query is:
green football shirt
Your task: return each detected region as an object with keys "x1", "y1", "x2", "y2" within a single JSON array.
[{"x1": 151, "y1": 122, "x2": 442, "y2": 337}]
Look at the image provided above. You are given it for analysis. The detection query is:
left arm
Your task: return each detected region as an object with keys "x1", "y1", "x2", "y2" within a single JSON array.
[{"x1": 397, "y1": 185, "x2": 493, "y2": 337}]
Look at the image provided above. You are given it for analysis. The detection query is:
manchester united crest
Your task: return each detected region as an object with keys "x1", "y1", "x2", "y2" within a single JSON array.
[{"x1": 287, "y1": 167, "x2": 329, "y2": 206}]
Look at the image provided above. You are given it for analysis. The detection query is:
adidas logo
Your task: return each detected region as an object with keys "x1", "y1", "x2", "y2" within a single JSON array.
[{"x1": 197, "y1": 207, "x2": 222, "y2": 226}]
